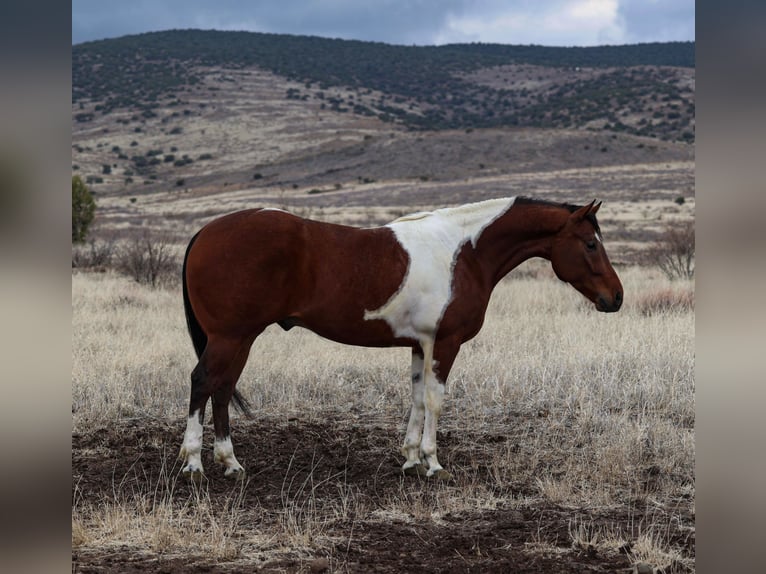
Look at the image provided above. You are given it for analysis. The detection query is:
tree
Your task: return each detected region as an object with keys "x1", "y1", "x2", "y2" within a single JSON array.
[{"x1": 72, "y1": 175, "x2": 95, "y2": 243}]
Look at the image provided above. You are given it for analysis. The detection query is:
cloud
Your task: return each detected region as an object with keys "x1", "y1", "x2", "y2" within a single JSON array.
[
  {"x1": 617, "y1": 0, "x2": 695, "y2": 44},
  {"x1": 434, "y1": 0, "x2": 624, "y2": 46}
]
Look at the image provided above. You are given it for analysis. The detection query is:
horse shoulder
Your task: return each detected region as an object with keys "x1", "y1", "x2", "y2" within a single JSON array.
[{"x1": 437, "y1": 242, "x2": 493, "y2": 342}]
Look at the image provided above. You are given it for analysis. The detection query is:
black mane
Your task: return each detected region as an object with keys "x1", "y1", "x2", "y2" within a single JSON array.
[{"x1": 514, "y1": 196, "x2": 601, "y2": 234}]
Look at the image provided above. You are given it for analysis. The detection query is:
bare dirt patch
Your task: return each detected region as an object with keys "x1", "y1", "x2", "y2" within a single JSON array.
[{"x1": 73, "y1": 413, "x2": 694, "y2": 573}]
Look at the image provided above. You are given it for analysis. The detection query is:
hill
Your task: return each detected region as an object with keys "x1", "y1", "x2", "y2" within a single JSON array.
[
  {"x1": 74, "y1": 30, "x2": 693, "y2": 135},
  {"x1": 72, "y1": 31, "x2": 694, "y2": 197}
]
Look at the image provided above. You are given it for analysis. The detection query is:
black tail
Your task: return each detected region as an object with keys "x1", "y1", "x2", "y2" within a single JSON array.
[
  {"x1": 182, "y1": 231, "x2": 252, "y2": 417},
  {"x1": 182, "y1": 231, "x2": 207, "y2": 360}
]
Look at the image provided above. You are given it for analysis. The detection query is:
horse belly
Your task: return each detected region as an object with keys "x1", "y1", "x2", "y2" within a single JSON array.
[{"x1": 296, "y1": 306, "x2": 411, "y2": 348}]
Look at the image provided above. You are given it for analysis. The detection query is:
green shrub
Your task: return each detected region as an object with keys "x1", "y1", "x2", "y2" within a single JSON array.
[{"x1": 72, "y1": 175, "x2": 95, "y2": 243}]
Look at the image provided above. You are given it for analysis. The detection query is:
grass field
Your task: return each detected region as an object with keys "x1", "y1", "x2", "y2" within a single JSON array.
[{"x1": 72, "y1": 261, "x2": 694, "y2": 572}]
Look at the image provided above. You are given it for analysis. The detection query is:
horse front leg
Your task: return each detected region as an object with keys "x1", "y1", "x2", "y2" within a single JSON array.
[
  {"x1": 402, "y1": 348, "x2": 427, "y2": 476},
  {"x1": 419, "y1": 337, "x2": 460, "y2": 480}
]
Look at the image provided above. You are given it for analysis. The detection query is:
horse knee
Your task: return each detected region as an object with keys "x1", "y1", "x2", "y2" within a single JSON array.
[{"x1": 424, "y1": 381, "x2": 445, "y2": 415}]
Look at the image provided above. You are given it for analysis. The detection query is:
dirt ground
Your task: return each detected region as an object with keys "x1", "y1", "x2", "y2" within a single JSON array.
[{"x1": 72, "y1": 413, "x2": 694, "y2": 573}]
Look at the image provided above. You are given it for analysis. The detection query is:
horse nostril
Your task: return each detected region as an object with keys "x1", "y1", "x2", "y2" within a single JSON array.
[{"x1": 615, "y1": 291, "x2": 623, "y2": 305}]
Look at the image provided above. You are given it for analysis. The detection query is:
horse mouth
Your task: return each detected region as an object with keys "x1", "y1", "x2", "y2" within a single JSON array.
[{"x1": 596, "y1": 294, "x2": 622, "y2": 313}]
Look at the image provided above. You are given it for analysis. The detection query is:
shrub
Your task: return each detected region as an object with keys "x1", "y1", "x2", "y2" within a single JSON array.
[
  {"x1": 72, "y1": 238, "x2": 116, "y2": 269},
  {"x1": 645, "y1": 220, "x2": 695, "y2": 280},
  {"x1": 173, "y1": 156, "x2": 193, "y2": 167},
  {"x1": 117, "y1": 234, "x2": 178, "y2": 288},
  {"x1": 72, "y1": 175, "x2": 95, "y2": 243}
]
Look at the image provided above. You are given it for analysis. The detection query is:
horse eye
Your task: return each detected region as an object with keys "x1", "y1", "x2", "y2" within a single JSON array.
[{"x1": 586, "y1": 240, "x2": 597, "y2": 251}]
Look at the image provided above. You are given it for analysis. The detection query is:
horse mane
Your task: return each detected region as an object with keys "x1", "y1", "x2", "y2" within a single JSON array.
[{"x1": 513, "y1": 196, "x2": 601, "y2": 234}]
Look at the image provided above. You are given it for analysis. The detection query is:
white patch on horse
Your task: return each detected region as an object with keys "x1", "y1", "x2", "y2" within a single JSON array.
[
  {"x1": 180, "y1": 409, "x2": 204, "y2": 474},
  {"x1": 364, "y1": 197, "x2": 516, "y2": 339}
]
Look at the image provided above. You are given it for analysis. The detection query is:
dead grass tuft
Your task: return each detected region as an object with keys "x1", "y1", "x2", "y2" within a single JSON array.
[
  {"x1": 629, "y1": 526, "x2": 695, "y2": 573},
  {"x1": 635, "y1": 287, "x2": 694, "y2": 316}
]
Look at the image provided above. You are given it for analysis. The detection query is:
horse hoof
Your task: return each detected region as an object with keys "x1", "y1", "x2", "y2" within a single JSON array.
[
  {"x1": 402, "y1": 463, "x2": 428, "y2": 477},
  {"x1": 182, "y1": 466, "x2": 205, "y2": 483},
  {"x1": 427, "y1": 468, "x2": 453, "y2": 481},
  {"x1": 224, "y1": 466, "x2": 246, "y2": 481}
]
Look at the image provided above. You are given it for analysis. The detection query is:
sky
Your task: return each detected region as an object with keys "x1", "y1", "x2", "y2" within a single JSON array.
[{"x1": 72, "y1": 0, "x2": 694, "y2": 47}]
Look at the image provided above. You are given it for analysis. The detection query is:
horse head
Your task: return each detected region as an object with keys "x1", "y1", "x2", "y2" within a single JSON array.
[{"x1": 550, "y1": 200, "x2": 623, "y2": 313}]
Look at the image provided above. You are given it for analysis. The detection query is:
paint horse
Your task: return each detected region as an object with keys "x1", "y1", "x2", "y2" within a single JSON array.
[{"x1": 179, "y1": 196, "x2": 623, "y2": 480}]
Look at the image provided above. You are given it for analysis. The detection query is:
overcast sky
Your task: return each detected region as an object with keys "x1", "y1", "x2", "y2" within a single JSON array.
[{"x1": 72, "y1": 0, "x2": 694, "y2": 47}]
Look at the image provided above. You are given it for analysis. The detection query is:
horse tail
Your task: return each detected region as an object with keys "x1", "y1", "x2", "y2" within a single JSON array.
[
  {"x1": 182, "y1": 231, "x2": 253, "y2": 417},
  {"x1": 182, "y1": 231, "x2": 207, "y2": 359}
]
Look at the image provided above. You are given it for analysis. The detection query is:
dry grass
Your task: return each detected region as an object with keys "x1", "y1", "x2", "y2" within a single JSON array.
[
  {"x1": 72, "y1": 262, "x2": 694, "y2": 569},
  {"x1": 567, "y1": 515, "x2": 694, "y2": 573},
  {"x1": 72, "y1": 458, "x2": 251, "y2": 561},
  {"x1": 72, "y1": 263, "x2": 693, "y2": 423},
  {"x1": 635, "y1": 287, "x2": 695, "y2": 316}
]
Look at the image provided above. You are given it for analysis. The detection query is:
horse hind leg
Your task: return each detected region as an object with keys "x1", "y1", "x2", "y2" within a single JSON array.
[
  {"x1": 212, "y1": 337, "x2": 255, "y2": 480},
  {"x1": 180, "y1": 361, "x2": 211, "y2": 480},
  {"x1": 211, "y1": 342, "x2": 254, "y2": 480},
  {"x1": 180, "y1": 335, "x2": 254, "y2": 480}
]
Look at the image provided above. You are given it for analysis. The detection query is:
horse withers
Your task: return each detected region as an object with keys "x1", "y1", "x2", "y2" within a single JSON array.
[{"x1": 179, "y1": 196, "x2": 623, "y2": 480}]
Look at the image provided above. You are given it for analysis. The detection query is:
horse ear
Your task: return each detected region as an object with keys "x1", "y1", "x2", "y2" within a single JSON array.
[
  {"x1": 590, "y1": 200, "x2": 602, "y2": 215},
  {"x1": 571, "y1": 200, "x2": 597, "y2": 221}
]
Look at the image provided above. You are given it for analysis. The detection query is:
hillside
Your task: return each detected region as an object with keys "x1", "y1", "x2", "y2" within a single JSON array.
[
  {"x1": 72, "y1": 31, "x2": 694, "y2": 197},
  {"x1": 74, "y1": 30, "x2": 693, "y2": 135}
]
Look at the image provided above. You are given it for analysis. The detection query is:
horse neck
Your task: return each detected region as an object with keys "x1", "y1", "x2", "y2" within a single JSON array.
[{"x1": 474, "y1": 201, "x2": 568, "y2": 286}]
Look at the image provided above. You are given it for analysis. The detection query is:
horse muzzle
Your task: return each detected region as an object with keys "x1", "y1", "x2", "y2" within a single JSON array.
[{"x1": 596, "y1": 290, "x2": 623, "y2": 313}]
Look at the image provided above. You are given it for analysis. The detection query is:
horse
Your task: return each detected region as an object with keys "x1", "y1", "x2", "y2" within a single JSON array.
[{"x1": 179, "y1": 196, "x2": 623, "y2": 480}]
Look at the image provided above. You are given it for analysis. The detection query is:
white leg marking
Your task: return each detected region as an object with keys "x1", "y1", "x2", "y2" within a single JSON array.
[
  {"x1": 214, "y1": 436, "x2": 245, "y2": 478},
  {"x1": 413, "y1": 340, "x2": 448, "y2": 478},
  {"x1": 402, "y1": 353, "x2": 425, "y2": 471},
  {"x1": 180, "y1": 409, "x2": 204, "y2": 476},
  {"x1": 421, "y1": 375, "x2": 445, "y2": 477}
]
